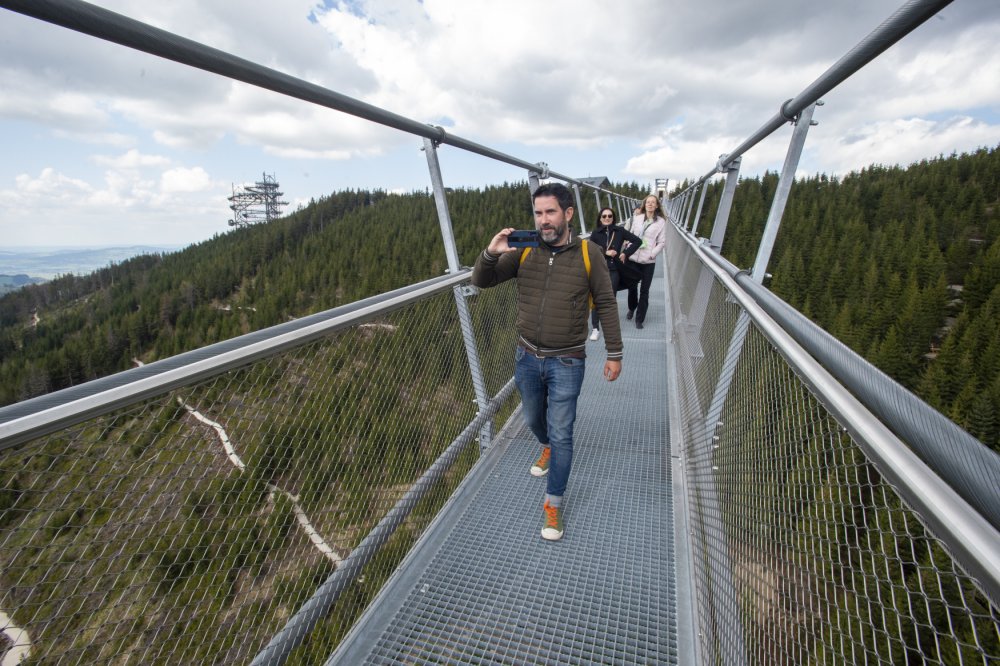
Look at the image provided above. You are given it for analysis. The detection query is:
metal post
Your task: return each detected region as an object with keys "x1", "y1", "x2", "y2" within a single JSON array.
[
  {"x1": 750, "y1": 102, "x2": 818, "y2": 282},
  {"x1": 572, "y1": 183, "x2": 587, "y2": 235},
  {"x1": 688, "y1": 107, "x2": 818, "y2": 659},
  {"x1": 691, "y1": 183, "x2": 709, "y2": 237},
  {"x1": 709, "y1": 156, "x2": 741, "y2": 251},
  {"x1": 681, "y1": 108, "x2": 817, "y2": 662},
  {"x1": 698, "y1": 312, "x2": 751, "y2": 666},
  {"x1": 593, "y1": 189, "x2": 601, "y2": 215},
  {"x1": 682, "y1": 187, "x2": 697, "y2": 232},
  {"x1": 423, "y1": 137, "x2": 493, "y2": 451}
]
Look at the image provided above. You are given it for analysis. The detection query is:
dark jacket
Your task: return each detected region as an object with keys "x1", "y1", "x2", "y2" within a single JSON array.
[
  {"x1": 589, "y1": 223, "x2": 642, "y2": 272},
  {"x1": 471, "y1": 237, "x2": 623, "y2": 361}
]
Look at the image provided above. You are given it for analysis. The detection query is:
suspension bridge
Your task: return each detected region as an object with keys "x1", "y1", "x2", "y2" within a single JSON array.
[{"x1": 0, "y1": 0, "x2": 997, "y2": 664}]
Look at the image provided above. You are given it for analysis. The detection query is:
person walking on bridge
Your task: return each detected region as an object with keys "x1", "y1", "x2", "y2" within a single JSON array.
[
  {"x1": 624, "y1": 194, "x2": 667, "y2": 329},
  {"x1": 587, "y1": 207, "x2": 642, "y2": 341},
  {"x1": 472, "y1": 183, "x2": 623, "y2": 541}
]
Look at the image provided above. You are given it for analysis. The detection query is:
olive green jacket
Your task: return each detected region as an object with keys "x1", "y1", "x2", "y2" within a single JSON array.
[{"x1": 471, "y1": 238, "x2": 623, "y2": 361}]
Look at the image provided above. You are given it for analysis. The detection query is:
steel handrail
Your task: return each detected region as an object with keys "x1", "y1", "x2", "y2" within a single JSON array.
[{"x1": 0, "y1": 271, "x2": 469, "y2": 451}]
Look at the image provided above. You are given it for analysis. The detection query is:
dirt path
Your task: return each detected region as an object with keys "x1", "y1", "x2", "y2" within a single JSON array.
[
  {"x1": 176, "y1": 398, "x2": 343, "y2": 565},
  {"x1": 0, "y1": 611, "x2": 31, "y2": 666}
]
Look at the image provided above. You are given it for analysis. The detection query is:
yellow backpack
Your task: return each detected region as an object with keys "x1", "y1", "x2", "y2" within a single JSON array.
[{"x1": 519, "y1": 239, "x2": 594, "y2": 310}]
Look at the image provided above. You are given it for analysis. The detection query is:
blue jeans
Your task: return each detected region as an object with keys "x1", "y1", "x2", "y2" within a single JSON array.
[{"x1": 515, "y1": 347, "x2": 586, "y2": 497}]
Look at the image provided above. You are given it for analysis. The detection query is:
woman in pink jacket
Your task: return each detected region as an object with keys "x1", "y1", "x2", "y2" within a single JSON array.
[{"x1": 623, "y1": 194, "x2": 667, "y2": 329}]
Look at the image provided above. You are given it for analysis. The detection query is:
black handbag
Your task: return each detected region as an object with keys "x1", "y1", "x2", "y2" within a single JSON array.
[{"x1": 617, "y1": 258, "x2": 642, "y2": 289}]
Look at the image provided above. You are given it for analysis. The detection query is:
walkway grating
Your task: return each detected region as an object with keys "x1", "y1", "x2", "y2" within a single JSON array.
[{"x1": 329, "y1": 274, "x2": 676, "y2": 665}]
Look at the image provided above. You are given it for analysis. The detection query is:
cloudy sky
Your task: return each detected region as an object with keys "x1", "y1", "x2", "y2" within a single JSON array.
[{"x1": 1, "y1": 0, "x2": 997, "y2": 248}]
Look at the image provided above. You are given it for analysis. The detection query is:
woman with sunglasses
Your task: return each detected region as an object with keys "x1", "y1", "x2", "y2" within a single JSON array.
[{"x1": 587, "y1": 207, "x2": 642, "y2": 341}]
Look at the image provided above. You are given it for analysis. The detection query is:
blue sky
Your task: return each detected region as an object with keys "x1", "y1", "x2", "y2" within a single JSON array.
[{"x1": 1, "y1": 0, "x2": 998, "y2": 248}]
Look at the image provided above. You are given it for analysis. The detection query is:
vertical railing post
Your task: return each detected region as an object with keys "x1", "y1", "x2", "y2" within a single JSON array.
[
  {"x1": 750, "y1": 102, "x2": 819, "y2": 282},
  {"x1": 593, "y1": 188, "x2": 602, "y2": 215},
  {"x1": 528, "y1": 171, "x2": 541, "y2": 197},
  {"x1": 423, "y1": 137, "x2": 493, "y2": 451},
  {"x1": 690, "y1": 182, "x2": 709, "y2": 236},
  {"x1": 675, "y1": 189, "x2": 688, "y2": 230},
  {"x1": 690, "y1": 107, "x2": 819, "y2": 662},
  {"x1": 572, "y1": 183, "x2": 587, "y2": 235},
  {"x1": 695, "y1": 310, "x2": 751, "y2": 666},
  {"x1": 709, "y1": 156, "x2": 742, "y2": 252},
  {"x1": 682, "y1": 186, "x2": 698, "y2": 232},
  {"x1": 677, "y1": 190, "x2": 688, "y2": 230}
]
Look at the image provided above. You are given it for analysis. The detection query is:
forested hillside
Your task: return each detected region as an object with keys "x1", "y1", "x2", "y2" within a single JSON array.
[
  {"x1": 697, "y1": 145, "x2": 1000, "y2": 451},
  {"x1": 1, "y1": 150, "x2": 998, "y2": 452},
  {"x1": 0, "y1": 182, "x2": 644, "y2": 407}
]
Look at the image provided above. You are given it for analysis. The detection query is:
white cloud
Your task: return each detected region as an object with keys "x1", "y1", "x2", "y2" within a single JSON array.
[
  {"x1": 813, "y1": 115, "x2": 999, "y2": 175},
  {"x1": 11, "y1": 168, "x2": 92, "y2": 199},
  {"x1": 93, "y1": 149, "x2": 171, "y2": 169},
  {"x1": 161, "y1": 166, "x2": 213, "y2": 193},
  {"x1": 0, "y1": 0, "x2": 998, "y2": 245}
]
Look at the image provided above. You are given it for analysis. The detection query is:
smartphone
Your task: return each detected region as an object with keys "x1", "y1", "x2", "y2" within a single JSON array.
[{"x1": 507, "y1": 229, "x2": 540, "y2": 248}]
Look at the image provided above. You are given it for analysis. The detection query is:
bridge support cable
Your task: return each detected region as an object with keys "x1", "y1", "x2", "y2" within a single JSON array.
[{"x1": 423, "y1": 138, "x2": 494, "y2": 452}]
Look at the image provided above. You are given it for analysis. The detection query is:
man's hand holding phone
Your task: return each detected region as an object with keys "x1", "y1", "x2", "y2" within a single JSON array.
[
  {"x1": 507, "y1": 229, "x2": 540, "y2": 248},
  {"x1": 488, "y1": 227, "x2": 540, "y2": 254}
]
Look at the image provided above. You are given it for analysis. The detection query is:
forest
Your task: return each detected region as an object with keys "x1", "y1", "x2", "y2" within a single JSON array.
[
  {"x1": 698, "y1": 145, "x2": 1000, "y2": 452},
  {"x1": 0, "y1": 146, "x2": 998, "y2": 457},
  {"x1": 0, "y1": 148, "x2": 996, "y2": 663}
]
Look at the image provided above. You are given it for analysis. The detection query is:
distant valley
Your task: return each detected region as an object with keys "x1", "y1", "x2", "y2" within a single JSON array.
[{"x1": 0, "y1": 245, "x2": 182, "y2": 292}]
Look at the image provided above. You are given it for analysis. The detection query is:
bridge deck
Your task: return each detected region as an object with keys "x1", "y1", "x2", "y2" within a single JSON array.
[{"x1": 329, "y1": 269, "x2": 678, "y2": 665}]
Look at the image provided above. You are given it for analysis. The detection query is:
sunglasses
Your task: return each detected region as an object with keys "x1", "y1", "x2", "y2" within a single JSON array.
[{"x1": 600, "y1": 213, "x2": 614, "y2": 219}]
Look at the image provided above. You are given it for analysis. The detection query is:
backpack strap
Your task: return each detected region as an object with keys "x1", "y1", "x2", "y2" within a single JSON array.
[{"x1": 582, "y1": 239, "x2": 594, "y2": 311}]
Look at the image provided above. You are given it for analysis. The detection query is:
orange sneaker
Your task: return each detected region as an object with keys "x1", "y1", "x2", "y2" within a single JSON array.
[
  {"x1": 541, "y1": 500, "x2": 564, "y2": 541},
  {"x1": 530, "y1": 446, "x2": 551, "y2": 477}
]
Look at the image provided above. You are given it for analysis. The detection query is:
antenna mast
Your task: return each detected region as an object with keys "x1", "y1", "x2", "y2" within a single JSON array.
[{"x1": 228, "y1": 173, "x2": 288, "y2": 228}]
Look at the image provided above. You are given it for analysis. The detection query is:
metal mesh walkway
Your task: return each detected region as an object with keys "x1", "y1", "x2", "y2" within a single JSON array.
[{"x1": 329, "y1": 272, "x2": 677, "y2": 665}]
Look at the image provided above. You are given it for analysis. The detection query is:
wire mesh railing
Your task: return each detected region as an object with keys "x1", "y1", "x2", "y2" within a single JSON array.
[
  {"x1": 665, "y1": 224, "x2": 1000, "y2": 665},
  {"x1": 0, "y1": 276, "x2": 521, "y2": 664}
]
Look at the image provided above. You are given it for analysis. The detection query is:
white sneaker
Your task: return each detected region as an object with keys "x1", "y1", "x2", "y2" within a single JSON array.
[{"x1": 589, "y1": 328, "x2": 600, "y2": 341}]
